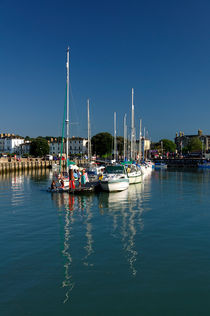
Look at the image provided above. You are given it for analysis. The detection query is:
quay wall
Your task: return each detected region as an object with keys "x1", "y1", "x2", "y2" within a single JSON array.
[
  {"x1": 0, "y1": 158, "x2": 88, "y2": 174},
  {"x1": 155, "y1": 158, "x2": 202, "y2": 169}
]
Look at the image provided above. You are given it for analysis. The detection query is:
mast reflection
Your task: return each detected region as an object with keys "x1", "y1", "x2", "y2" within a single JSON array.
[
  {"x1": 51, "y1": 193, "x2": 94, "y2": 303},
  {"x1": 51, "y1": 193, "x2": 75, "y2": 303},
  {"x1": 98, "y1": 181, "x2": 149, "y2": 277}
]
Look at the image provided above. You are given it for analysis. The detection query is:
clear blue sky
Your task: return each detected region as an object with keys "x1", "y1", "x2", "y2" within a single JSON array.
[{"x1": 1, "y1": 0, "x2": 210, "y2": 141}]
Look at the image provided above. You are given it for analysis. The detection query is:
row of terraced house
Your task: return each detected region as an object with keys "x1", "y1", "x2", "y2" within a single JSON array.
[{"x1": 0, "y1": 134, "x2": 88, "y2": 156}]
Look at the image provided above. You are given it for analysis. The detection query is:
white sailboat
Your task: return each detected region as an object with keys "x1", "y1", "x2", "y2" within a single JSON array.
[
  {"x1": 49, "y1": 47, "x2": 71, "y2": 191},
  {"x1": 59, "y1": 46, "x2": 70, "y2": 189},
  {"x1": 126, "y1": 89, "x2": 143, "y2": 184},
  {"x1": 127, "y1": 164, "x2": 142, "y2": 184},
  {"x1": 100, "y1": 165, "x2": 129, "y2": 192}
]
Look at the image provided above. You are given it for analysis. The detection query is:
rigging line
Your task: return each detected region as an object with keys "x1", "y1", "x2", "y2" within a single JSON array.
[
  {"x1": 69, "y1": 81, "x2": 80, "y2": 137},
  {"x1": 59, "y1": 84, "x2": 67, "y2": 173}
]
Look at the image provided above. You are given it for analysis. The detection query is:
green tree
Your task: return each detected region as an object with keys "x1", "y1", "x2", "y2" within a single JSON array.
[
  {"x1": 187, "y1": 137, "x2": 203, "y2": 152},
  {"x1": 30, "y1": 137, "x2": 49, "y2": 157},
  {"x1": 117, "y1": 136, "x2": 124, "y2": 156},
  {"x1": 92, "y1": 132, "x2": 113, "y2": 157},
  {"x1": 160, "y1": 139, "x2": 176, "y2": 153}
]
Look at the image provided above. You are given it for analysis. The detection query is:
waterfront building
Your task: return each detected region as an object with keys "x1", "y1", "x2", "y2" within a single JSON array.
[
  {"x1": 49, "y1": 137, "x2": 88, "y2": 156},
  {"x1": 0, "y1": 134, "x2": 24, "y2": 153},
  {"x1": 136, "y1": 138, "x2": 151, "y2": 160},
  {"x1": 49, "y1": 138, "x2": 65, "y2": 156},
  {"x1": 175, "y1": 130, "x2": 210, "y2": 153},
  {"x1": 16, "y1": 141, "x2": 31, "y2": 155},
  {"x1": 69, "y1": 137, "x2": 88, "y2": 155}
]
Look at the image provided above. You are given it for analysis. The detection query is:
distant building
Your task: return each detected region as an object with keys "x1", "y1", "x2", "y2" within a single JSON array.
[
  {"x1": 49, "y1": 138, "x2": 65, "y2": 155},
  {"x1": 175, "y1": 130, "x2": 210, "y2": 152},
  {"x1": 49, "y1": 137, "x2": 88, "y2": 155},
  {"x1": 136, "y1": 138, "x2": 151, "y2": 159},
  {"x1": 0, "y1": 134, "x2": 24, "y2": 153},
  {"x1": 16, "y1": 141, "x2": 31, "y2": 155}
]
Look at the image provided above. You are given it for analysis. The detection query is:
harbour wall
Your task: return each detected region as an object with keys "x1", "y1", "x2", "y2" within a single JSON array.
[
  {"x1": 155, "y1": 158, "x2": 203, "y2": 169},
  {"x1": 0, "y1": 158, "x2": 88, "y2": 174}
]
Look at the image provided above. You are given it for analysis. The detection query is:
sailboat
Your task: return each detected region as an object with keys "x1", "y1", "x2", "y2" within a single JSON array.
[
  {"x1": 48, "y1": 47, "x2": 71, "y2": 192},
  {"x1": 100, "y1": 113, "x2": 129, "y2": 192},
  {"x1": 126, "y1": 88, "x2": 142, "y2": 184}
]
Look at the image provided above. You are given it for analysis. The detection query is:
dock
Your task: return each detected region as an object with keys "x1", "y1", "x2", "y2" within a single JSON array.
[{"x1": 155, "y1": 158, "x2": 204, "y2": 169}]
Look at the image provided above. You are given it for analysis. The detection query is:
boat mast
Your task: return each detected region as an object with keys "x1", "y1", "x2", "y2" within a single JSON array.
[
  {"x1": 139, "y1": 119, "x2": 142, "y2": 163},
  {"x1": 142, "y1": 127, "x2": 145, "y2": 161},
  {"x1": 114, "y1": 112, "x2": 117, "y2": 161},
  {"x1": 66, "y1": 47, "x2": 70, "y2": 172},
  {"x1": 131, "y1": 88, "x2": 135, "y2": 161},
  {"x1": 87, "y1": 99, "x2": 91, "y2": 162},
  {"x1": 124, "y1": 114, "x2": 127, "y2": 161}
]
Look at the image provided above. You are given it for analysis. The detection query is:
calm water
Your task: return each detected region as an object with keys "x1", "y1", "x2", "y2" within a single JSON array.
[{"x1": 1, "y1": 169, "x2": 210, "y2": 316}]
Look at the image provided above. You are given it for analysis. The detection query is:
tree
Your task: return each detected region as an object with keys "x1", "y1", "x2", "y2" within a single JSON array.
[
  {"x1": 187, "y1": 137, "x2": 203, "y2": 152},
  {"x1": 30, "y1": 137, "x2": 49, "y2": 157},
  {"x1": 117, "y1": 136, "x2": 124, "y2": 156},
  {"x1": 160, "y1": 139, "x2": 176, "y2": 153},
  {"x1": 91, "y1": 132, "x2": 113, "y2": 157}
]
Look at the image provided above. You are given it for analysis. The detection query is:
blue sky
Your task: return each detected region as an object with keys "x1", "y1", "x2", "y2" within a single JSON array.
[{"x1": 1, "y1": 0, "x2": 210, "y2": 141}]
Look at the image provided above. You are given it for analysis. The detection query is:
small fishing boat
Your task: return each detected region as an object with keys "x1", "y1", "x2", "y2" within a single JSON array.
[{"x1": 100, "y1": 165, "x2": 129, "y2": 192}]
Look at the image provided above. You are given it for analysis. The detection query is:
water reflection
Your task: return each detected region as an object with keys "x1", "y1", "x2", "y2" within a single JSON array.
[
  {"x1": 62, "y1": 208, "x2": 74, "y2": 304},
  {"x1": 51, "y1": 178, "x2": 152, "y2": 301},
  {"x1": 11, "y1": 174, "x2": 25, "y2": 206},
  {"x1": 51, "y1": 192, "x2": 95, "y2": 303},
  {"x1": 83, "y1": 200, "x2": 94, "y2": 267},
  {"x1": 98, "y1": 182, "x2": 147, "y2": 277},
  {"x1": 0, "y1": 168, "x2": 51, "y2": 183}
]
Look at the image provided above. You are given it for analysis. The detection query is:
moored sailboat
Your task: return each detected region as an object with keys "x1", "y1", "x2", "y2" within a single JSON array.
[{"x1": 100, "y1": 165, "x2": 129, "y2": 192}]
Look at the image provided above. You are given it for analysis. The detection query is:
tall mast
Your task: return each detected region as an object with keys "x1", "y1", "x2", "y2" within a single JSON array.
[
  {"x1": 142, "y1": 127, "x2": 145, "y2": 161},
  {"x1": 139, "y1": 119, "x2": 142, "y2": 163},
  {"x1": 66, "y1": 47, "x2": 70, "y2": 172},
  {"x1": 87, "y1": 99, "x2": 91, "y2": 162},
  {"x1": 124, "y1": 114, "x2": 127, "y2": 161},
  {"x1": 131, "y1": 88, "x2": 135, "y2": 161},
  {"x1": 114, "y1": 112, "x2": 117, "y2": 161}
]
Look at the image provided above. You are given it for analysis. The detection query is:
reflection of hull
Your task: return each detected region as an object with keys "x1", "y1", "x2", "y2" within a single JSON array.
[
  {"x1": 141, "y1": 165, "x2": 153, "y2": 175},
  {"x1": 107, "y1": 189, "x2": 129, "y2": 203},
  {"x1": 100, "y1": 177, "x2": 129, "y2": 192},
  {"x1": 128, "y1": 172, "x2": 142, "y2": 184},
  {"x1": 127, "y1": 182, "x2": 144, "y2": 197}
]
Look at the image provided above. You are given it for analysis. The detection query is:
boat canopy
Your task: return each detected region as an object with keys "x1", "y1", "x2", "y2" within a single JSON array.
[
  {"x1": 121, "y1": 161, "x2": 133, "y2": 165},
  {"x1": 106, "y1": 165, "x2": 125, "y2": 174}
]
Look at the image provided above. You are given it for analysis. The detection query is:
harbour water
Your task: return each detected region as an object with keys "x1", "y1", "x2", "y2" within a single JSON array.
[{"x1": 1, "y1": 169, "x2": 210, "y2": 316}]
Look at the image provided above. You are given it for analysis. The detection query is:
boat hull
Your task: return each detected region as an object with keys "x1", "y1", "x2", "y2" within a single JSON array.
[
  {"x1": 100, "y1": 178, "x2": 129, "y2": 192},
  {"x1": 128, "y1": 172, "x2": 142, "y2": 184}
]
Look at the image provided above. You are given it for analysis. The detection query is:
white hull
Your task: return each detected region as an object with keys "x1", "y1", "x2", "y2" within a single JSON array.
[
  {"x1": 128, "y1": 172, "x2": 142, "y2": 184},
  {"x1": 141, "y1": 164, "x2": 153, "y2": 175},
  {"x1": 100, "y1": 178, "x2": 129, "y2": 192}
]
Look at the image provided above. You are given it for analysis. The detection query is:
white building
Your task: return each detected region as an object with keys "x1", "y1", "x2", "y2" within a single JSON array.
[
  {"x1": 0, "y1": 136, "x2": 24, "y2": 153},
  {"x1": 49, "y1": 137, "x2": 88, "y2": 156},
  {"x1": 69, "y1": 137, "x2": 88, "y2": 155}
]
